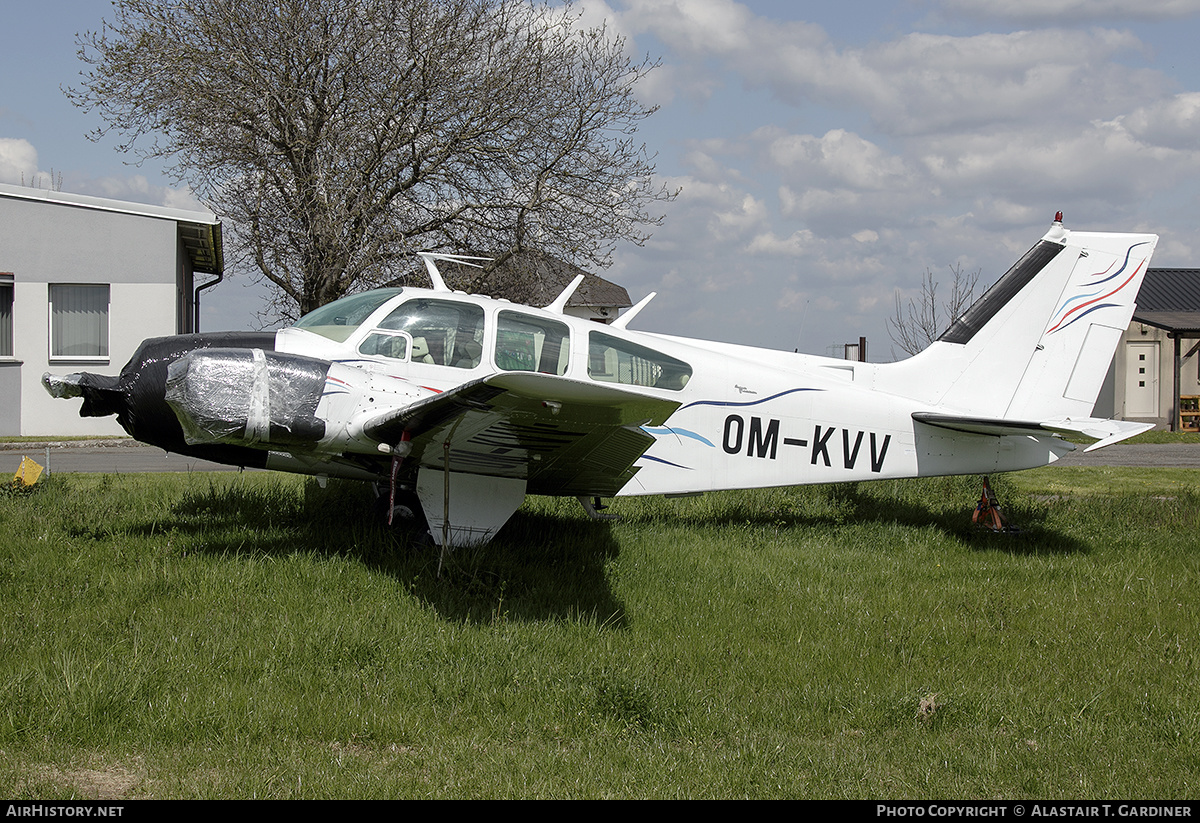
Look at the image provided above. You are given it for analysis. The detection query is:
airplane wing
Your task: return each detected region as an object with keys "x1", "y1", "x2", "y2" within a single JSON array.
[
  {"x1": 360, "y1": 372, "x2": 681, "y2": 497},
  {"x1": 912, "y1": 412, "x2": 1152, "y2": 452}
]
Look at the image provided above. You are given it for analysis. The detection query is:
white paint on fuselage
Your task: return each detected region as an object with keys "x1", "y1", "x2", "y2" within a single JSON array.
[{"x1": 269, "y1": 285, "x2": 1074, "y2": 497}]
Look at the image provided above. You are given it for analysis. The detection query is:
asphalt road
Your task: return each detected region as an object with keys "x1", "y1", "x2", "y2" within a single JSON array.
[
  {"x1": 1053, "y1": 442, "x2": 1200, "y2": 468},
  {"x1": 0, "y1": 441, "x2": 248, "y2": 476},
  {"x1": 2, "y1": 439, "x2": 1199, "y2": 478}
]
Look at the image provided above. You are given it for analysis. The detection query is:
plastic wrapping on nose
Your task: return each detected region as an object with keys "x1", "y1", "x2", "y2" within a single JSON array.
[{"x1": 165, "y1": 348, "x2": 329, "y2": 447}]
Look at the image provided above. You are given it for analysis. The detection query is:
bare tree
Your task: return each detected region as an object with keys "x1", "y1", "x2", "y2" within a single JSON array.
[
  {"x1": 20, "y1": 169, "x2": 64, "y2": 191},
  {"x1": 887, "y1": 263, "x2": 980, "y2": 357},
  {"x1": 67, "y1": 0, "x2": 676, "y2": 321}
]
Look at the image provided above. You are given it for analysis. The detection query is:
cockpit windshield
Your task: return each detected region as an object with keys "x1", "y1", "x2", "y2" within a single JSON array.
[{"x1": 292, "y1": 289, "x2": 404, "y2": 342}]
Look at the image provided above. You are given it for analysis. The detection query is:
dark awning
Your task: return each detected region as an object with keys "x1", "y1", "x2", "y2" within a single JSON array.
[{"x1": 1132, "y1": 311, "x2": 1200, "y2": 336}]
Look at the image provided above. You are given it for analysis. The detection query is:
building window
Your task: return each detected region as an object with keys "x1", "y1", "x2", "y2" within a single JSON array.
[
  {"x1": 49, "y1": 284, "x2": 109, "y2": 360},
  {"x1": 0, "y1": 274, "x2": 12, "y2": 358}
]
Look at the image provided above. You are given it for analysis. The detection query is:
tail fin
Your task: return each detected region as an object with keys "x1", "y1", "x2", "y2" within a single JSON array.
[{"x1": 883, "y1": 216, "x2": 1158, "y2": 445}]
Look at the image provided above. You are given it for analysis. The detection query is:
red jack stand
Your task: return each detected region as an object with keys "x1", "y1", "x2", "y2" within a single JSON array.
[{"x1": 972, "y1": 476, "x2": 1018, "y2": 533}]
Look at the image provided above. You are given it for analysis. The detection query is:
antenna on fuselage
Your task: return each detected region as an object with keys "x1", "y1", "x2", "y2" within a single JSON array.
[
  {"x1": 417, "y1": 252, "x2": 491, "y2": 293},
  {"x1": 611, "y1": 291, "x2": 657, "y2": 330},
  {"x1": 545, "y1": 274, "x2": 585, "y2": 314}
]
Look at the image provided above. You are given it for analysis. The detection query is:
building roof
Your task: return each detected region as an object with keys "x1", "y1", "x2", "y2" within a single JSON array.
[
  {"x1": 434, "y1": 249, "x2": 632, "y2": 310},
  {"x1": 0, "y1": 181, "x2": 224, "y2": 275},
  {"x1": 1132, "y1": 269, "x2": 1200, "y2": 335},
  {"x1": 1136, "y1": 269, "x2": 1200, "y2": 312},
  {"x1": 513, "y1": 252, "x2": 633, "y2": 310}
]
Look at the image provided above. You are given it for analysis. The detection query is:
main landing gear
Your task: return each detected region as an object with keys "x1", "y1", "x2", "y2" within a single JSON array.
[{"x1": 579, "y1": 496, "x2": 620, "y2": 521}]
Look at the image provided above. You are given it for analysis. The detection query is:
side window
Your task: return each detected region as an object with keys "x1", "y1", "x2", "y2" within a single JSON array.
[
  {"x1": 588, "y1": 330, "x2": 692, "y2": 390},
  {"x1": 494, "y1": 311, "x2": 570, "y2": 375},
  {"x1": 49, "y1": 283, "x2": 109, "y2": 361},
  {"x1": 358, "y1": 330, "x2": 411, "y2": 361},
  {"x1": 378, "y1": 298, "x2": 485, "y2": 369},
  {"x1": 0, "y1": 274, "x2": 12, "y2": 358}
]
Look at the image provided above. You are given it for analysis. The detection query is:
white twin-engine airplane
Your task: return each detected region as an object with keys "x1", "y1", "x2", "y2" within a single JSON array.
[{"x1": 45, "y1": 215, "x2": 1157, "y2": 547}]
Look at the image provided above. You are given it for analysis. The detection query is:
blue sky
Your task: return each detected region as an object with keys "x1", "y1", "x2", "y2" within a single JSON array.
[{"x1": 4, "y1": 0, "x2": 1200, "y2": 359}]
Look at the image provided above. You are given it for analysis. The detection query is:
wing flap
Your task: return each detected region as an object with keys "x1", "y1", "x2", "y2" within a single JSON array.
[{"x1": 361, "y1": 373, "x2": 681, "y2": 496}]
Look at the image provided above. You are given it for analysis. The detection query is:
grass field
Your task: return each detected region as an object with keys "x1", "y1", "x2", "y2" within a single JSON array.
[{"x1": 1, "y1": 466, "x2": 1198, "y2": 799}]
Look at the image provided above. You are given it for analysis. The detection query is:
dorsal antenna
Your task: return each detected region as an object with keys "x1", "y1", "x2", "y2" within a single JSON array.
[
  {"x1": 611, "y1": 292, "x2": 657, "y2": 330},
  {"x1": 417, "y1": 252, "x2": 491, "y2": 293},
  {"x1": 545, "y1": 274, "x2": 585, "y2": 314}
]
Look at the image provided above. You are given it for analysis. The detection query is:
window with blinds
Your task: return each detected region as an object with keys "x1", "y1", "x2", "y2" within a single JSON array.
[
  {"x1": 0, "y1": 274, "x2": 12, "y2": 358},
  {"x1": 49, "y1": 284, "x2": 109, "y2": 360}
]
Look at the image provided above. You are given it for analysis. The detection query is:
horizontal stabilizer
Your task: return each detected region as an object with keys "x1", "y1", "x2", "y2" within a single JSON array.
[
  {"x1": 913, "y1": 412, "x2": 1152, "y2": 452},
  {"x1": 1050, "y1": 418, "x2": 1155, "y2": 452}
]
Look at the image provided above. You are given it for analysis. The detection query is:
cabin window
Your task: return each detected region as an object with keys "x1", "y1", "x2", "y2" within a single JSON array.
[
  {"x1": 494, "y1": 311, "x2": 570, "y2": 375},
  {"x1": 587, "y1": 330, "x2": 692, "y2": 390},
  {"x1": 293, "y1": 288, "x2": 404, "y2": 342},
  {"x1": 357, "y1": 330, "x2": 412, "y2": 361},
  {"x1": 49, "y1": 283, "x2": 109, "y2": 360},
  {"x1": 377, "y1": 298, "x2": 485, "y2": 368}
]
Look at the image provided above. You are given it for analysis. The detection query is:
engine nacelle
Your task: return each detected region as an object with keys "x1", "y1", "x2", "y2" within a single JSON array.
[{"x1": 165, "y1": 348, "x2": 330, "y2": 448}]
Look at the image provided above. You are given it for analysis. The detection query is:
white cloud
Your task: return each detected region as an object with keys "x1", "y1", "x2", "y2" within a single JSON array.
[
  {"x1": 633, "y1": 17, "x2": 1198, "y2": 240},
  {"x1": 160, "y1": 185, "x2": 206, "y2": 212},
  {"x1": 841, "y1": 29, "x2": 1159, "y2": 136},
  {"x1": 932, "y1": 0, "x2": 1200, "y2": 25},
  {"x1": 746, "y1": 228, "x2": 816, "y2": 257},
  {"x1": 765, "y1": 128, "x2": 912, "y2": 191},
  {"x1": 620, "y1": 0, "x2": 776, "y2": 55},
  {"x1": 637, "y1": 61, "x2": 722, "y2": 106},
  {"x1": 620, "y1": 3, "x2": 1162, "y2": 137},
  {"x1": 919, "y1": 120, "x2": 1199, "y2": 204},
  {"x1": 0, "y1": 137, "x2": 40, "y2": 185},
  {"x1": 570, "y1": 3, "x2": 1200, "y2": 351},
  {"x1": 70, "y1": 173, "x2": 204, "y2": 212},
  {"x1": 0, "y1": 137, "x2": 205, "y2": 213},
  {"x1": 654, "y1": 174, "x2": 771, "y2": 245},
  {"x1": 1122, "y1": 92, "x2": 1200, "y2": 150}
]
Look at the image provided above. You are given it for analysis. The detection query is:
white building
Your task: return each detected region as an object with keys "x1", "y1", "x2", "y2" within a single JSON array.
[
  {"x1": 0, "y1": 182, "x2": 223, "y2": 436},
  {"x1": 1096, "y1": 268, "x2": 1200, "y2": 432}
]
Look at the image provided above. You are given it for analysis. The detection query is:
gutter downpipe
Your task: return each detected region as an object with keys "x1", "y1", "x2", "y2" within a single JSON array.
[{"x1": 194, "y1": 272, "x2": 224, "y2": 333}]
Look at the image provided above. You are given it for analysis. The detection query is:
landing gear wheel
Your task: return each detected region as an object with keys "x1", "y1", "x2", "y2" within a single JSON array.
[{"x1": 374, "y1": 485, "x2": 426, "y2": 529}]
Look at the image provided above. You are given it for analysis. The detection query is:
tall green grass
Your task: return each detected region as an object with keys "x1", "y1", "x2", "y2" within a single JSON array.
[{"x1": 1, "y1": 469, "x2": 1198, "y2": 798}]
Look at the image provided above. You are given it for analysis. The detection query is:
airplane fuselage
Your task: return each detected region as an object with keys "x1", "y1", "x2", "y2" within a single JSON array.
[
  {"x1": 43, "y1": 222, "x2": 1158, "y2": 545},
  {"x1": 241, "y1": 288, "x2": 1075, "y2": 495}
]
